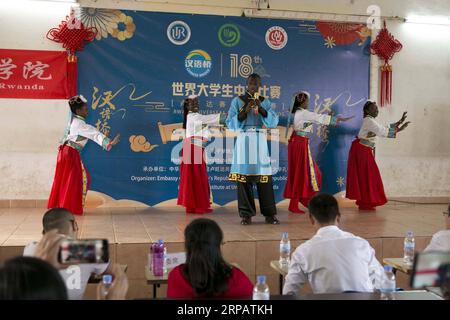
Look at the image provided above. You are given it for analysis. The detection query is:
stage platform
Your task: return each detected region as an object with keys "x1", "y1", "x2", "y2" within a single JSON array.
[{"x1": 0, "y1": 202, "x2": 446, "y2": 299}]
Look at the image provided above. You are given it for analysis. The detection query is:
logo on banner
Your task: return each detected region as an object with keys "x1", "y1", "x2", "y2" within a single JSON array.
[
  {"x1": 265, "y1": 26, "x2": 288, "y2": 50},
  {"x1": 185, "y1": 49, "x2": 212, "y2": 78},
  {"x1": 218, "y1": 24, "x2": 240, "y2": 47},
  {"x1": 167, "y1": 21, "x2": 191, "y2": 45}
]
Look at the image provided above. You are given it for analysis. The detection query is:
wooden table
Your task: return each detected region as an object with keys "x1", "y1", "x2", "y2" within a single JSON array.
[
  {"x1": 88, "y1": 264, "x2": 128, "y2": 283},
  {"x1": 145, "y1": 267, "x2": 170, "y2": 299},
  {"x1": 145, "y1": 291, "x2": 443, "y2": 300},
  {"x1": 297, "y1": 290, "x2": 443, "y2": 300},
  {"x1": 270, "y1": 260, "x2": 289, "y2": 295},
  {"x1": 383, "y1": 258, "x2": 413, "y2": 275}
]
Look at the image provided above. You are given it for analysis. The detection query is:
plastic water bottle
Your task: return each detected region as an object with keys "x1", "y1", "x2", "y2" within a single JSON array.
[
  {"x1": 152, "y1": 240, "x2": 165, "y2": 276},
  {"x1": 279, "y1": 232, "x2": 291, "y2": 268},
  {"x1": 101, "y1": 274, "x2": 113, "y2": 297},
  {"x1": 380, "y1": 266, "x2": 396, "y2": 300},
  {"x1": 403, "y1": 231, "x2": 415, "y2": 266},
  {"x1": 253, "y1": 275, "x2": 270, "y2": 300},
  {"x1": 163, "y1": 245, "x2": 168, "y2": 274}
]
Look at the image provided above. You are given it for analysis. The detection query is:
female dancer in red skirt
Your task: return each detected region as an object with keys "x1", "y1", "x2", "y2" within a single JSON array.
[
  {"x1": 47, "y1": 95, "x2": 120, "y2": 215},
  {"x1": 346, "y1": 101, "x2": 409, "y2": 211},
  {"x1": 284, "y1": 91, "x2": 352, "y2": 213},
  {"x1": 177, "y1": 95, "x2": 225, "y2": 214}
]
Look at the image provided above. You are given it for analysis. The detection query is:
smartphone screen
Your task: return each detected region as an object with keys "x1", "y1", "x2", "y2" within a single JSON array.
[{"x1": 58, "y1": 239, "x2": 109, "y2": 264}]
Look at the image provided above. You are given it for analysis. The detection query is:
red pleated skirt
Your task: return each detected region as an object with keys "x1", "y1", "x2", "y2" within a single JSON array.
[
  {"x1": 283, "y1": 133, "x2": 322, "y2": 207},
  {"x1": 177, "y1": 137, "x2": 211, "y2": 214},
  {"x1": 346, "y1": 139, "x2": 387, "y2": 208},
  {"x1": 47, "y1": 145, "x2": 91, "y2": 215}
]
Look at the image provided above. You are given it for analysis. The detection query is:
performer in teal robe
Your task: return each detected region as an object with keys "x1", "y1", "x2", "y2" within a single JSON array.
[{"x1": 226, "y1": 73, "x2": 280, "y2": 225}]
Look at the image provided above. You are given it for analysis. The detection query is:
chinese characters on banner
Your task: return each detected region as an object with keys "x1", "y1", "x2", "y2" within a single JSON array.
[{"x1": 0, "y1": 49, "x2": 76, "y2": 99}]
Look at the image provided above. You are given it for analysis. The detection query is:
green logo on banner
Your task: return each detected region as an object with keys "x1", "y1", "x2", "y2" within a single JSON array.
[{"x1": 218, "y1": 24, "x2": 240, "y2": 47}]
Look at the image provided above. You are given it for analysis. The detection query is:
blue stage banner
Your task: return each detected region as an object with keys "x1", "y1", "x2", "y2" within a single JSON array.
[{"x1": 77, "y1": 8, "x2": 370, "y2": 206}]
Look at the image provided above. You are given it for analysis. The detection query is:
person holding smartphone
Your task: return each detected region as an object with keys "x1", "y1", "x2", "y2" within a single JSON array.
[{"x1": 23, "y1": 208, "x2": 114, "y2": 300}]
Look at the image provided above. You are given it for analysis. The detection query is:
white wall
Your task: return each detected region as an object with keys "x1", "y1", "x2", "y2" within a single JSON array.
[
  {"x1": 0, "y1": 0, "x2": 449, "y2": 200},
  {"x1": 0, "y1": 1, "x2": 71, "y2": 199}
]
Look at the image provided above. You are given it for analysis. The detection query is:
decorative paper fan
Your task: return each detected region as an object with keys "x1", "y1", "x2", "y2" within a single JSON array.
[{"x1": 316, "y1": 22, "x2": 365, "y2": 45}]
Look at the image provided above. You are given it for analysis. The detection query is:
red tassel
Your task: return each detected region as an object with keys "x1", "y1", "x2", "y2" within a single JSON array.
[
  {"x1": 388, "y1": 65, "x2": 392, "y2": 105},
  {"x1": 66, "y1": 52, "x2": 78, "y2": 98},
  {"x1": 379, "y1": 63, "x2": 393, "y2": 107},
  {"x1": 380, "y1": 65, "x2": 385, "y2": 107}
]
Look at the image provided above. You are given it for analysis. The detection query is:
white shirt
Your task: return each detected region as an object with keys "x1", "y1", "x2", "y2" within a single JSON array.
[
  {"x1": 424, "y1": 230, "x2": 450, "y2": 252},
  {"x1": 293, "y1": 109, "x2": 333, "y2": 134},
  {"x1": 283, "y1": 226, "x2": 384, "y2": 294},
  {"x1": 23, "y1": 242, "x2": 109, "y2": 300},
  {"x1": 357, "y1": 116, "x2": 396, "y2": 147},
  {"x1": 63, "y1": 115, "x2": 110, "y2": 150},
  {"x1": 185, "y1": 112, "x2": 220, "y2": 139}
]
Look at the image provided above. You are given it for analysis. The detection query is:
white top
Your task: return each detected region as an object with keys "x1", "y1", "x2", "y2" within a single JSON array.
[
  {"x1": 424, "y1": 230, "x2": 450, "y2": 252},
  {"x1": 63, "y1": 115, "x2": 110, "y2": 151},
  {"x1": 293, "y1": 109, "x2": 333, "y2": 134},
  {"x1": 357, "y1": 116, "x2": 396, "y2": 146},
  {"x1": 185, "y1": 112, "x2": 220, "y2": 139},
  {"x1": 283, "y1": 226, "x2": 384, "y2": 295},
  {"x1": 23, "y1": 242, "x2": 109, "y2": 300}
]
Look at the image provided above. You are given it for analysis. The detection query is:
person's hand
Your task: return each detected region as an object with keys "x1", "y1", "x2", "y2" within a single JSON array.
[
  {"x1": 337, "y1": 115, "x2": 355, "y2": 122},
  {"x1": 33, "y1": 229, "x2": 65, "y2": 269},
  {"x1": 96, "y1": 264, "x2": 129, "y2": 300},
  {"x1": 245, "y1": 101, "x2": 254, "y2": 113},
  {"x1": 396, "y1": 111, "x2": 408, "y2": 126},
  {"x1": 110, "y1": 134, "x2": 120, "y2": 146},
  {"x1": 397, "y1": 121, "x2": 411, "y2": 132}
]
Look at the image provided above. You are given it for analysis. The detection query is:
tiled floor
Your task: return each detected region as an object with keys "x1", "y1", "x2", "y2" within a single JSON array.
[
  {"x1": 0, "y1": 202, "x2": 446, "y2": 298},
  {"x1": 0, "y1": 202, "x2": 446, "y2": 246}
]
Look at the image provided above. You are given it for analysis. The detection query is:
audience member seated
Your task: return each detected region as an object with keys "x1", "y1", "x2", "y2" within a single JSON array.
[
  {"x1": 425, "y1": 205, "x2": 450, "y2": 252},
  {"x1": 0, "y1": 256, "x2": 68, "y2": 300},
  {"x1": 283, "y1": 193, "x2": 384, "y2": 295},
  {"x1": 167, "y1": 218, "x2": 253, "y2": 298},
  {"x1": 23, "y1": 208, "x2": 112, "y2": 300},
  {"x1": 0, "y1": 231, "x2": 128, "y2": 300}
]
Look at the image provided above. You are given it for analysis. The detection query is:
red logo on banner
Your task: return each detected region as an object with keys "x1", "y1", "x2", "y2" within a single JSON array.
[
  {"x1": 265, "y1": 26, "x2": 288, "y2": 50},
  {"x1": 0, "y1": 49, "x2": 76, "y2": 99}
]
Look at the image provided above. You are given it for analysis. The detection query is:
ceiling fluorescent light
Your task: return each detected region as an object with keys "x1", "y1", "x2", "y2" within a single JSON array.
[
  {"x1": 405, "y1": 15, "x2": 450, "y2": 26},
  {"x1": 243, "y1": 8, "x2": 368, "y2": 23}
]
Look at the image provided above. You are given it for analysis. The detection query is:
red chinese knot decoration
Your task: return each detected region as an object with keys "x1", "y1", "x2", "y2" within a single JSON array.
[
  {"x1": 46, "y1": 10, "x2": 97, "y2": 62},
  {"x1": 370, "y1": 21, "x2": 403, "y2": 106}
]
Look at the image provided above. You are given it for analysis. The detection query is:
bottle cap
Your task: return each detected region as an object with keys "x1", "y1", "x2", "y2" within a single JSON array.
[
  {"x1": 257, "y1": 275, "x2": 266, "y2": 283},
  {"x1": 384, "y1": 265, "x2": 393, "y2": 272},
  {"x1": 406, "y1": 231, "x2": 414, "y2": 237},
  {"x1": 282, "y1": 232, "x2": 288, "y2": 238},
  {"x1": 102, "y1": 274, "x2": 113, "y2": 284},
  {"x1": 158, "y1": 239, "x2": 164, "y2": 245}
]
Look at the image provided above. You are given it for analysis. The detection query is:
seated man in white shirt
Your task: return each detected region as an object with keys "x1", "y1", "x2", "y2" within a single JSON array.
[
  {"x1": 425, "y1": 205, "x2": 450, "y2": 252},
  {"x1": 23, "y1": 208, "x2": 111, "y2": 300},
  {"x1": 283, "y1": 193, "x2": 384, "y2": 295}
]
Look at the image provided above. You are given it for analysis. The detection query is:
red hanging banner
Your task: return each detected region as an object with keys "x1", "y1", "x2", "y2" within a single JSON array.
[{"x1": 0, "y1": 49, "x2": 77, "y2": 99}]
